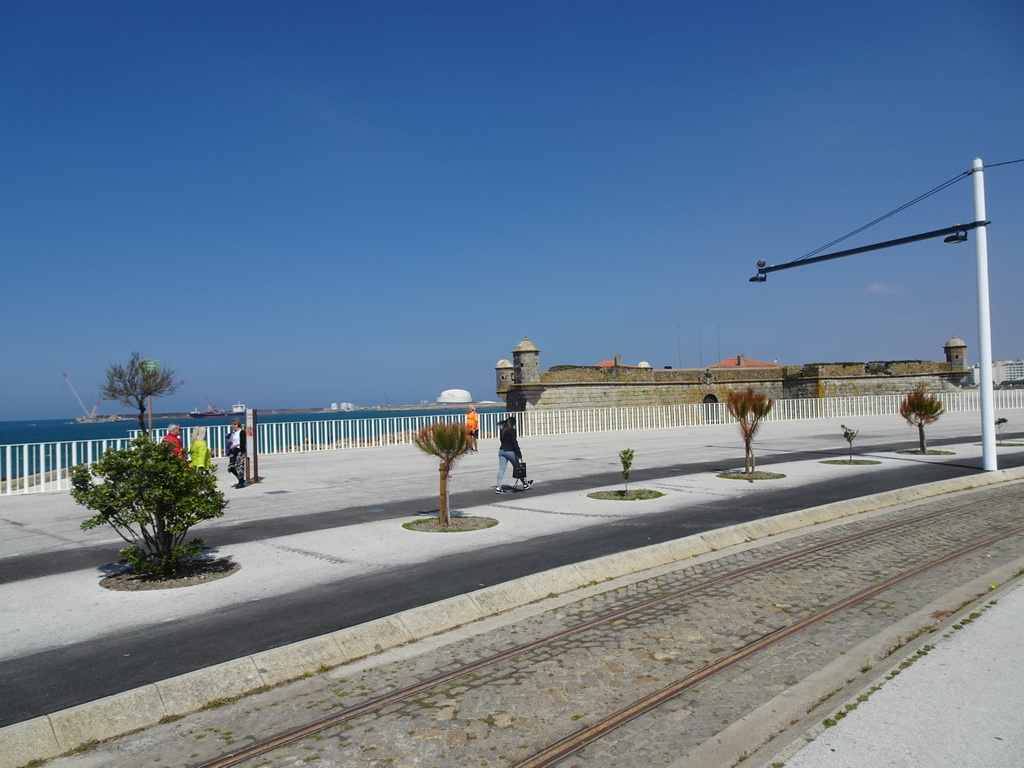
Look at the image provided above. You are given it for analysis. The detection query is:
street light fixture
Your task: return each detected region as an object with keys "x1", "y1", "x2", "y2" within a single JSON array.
[
  {"x1": 749, "y1": 221, "x2": 987, "y2": 282},
  {"x1": 749, "y1": 158, "x2": 997, "y2": 471}
]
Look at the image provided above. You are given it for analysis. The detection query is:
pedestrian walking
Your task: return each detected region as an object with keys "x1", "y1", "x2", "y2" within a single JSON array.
[
  {"x1": 162, "y1": 423, "x2": 185, "y2": 459},
  {"x1": 466, "y1": 406, "x2": 479, "y2": 452},
  {"x1": 227, "y1": 418, "x2": 247, "y2": 488},
  {"x1": 189, "y1": 425, "x2": 211, "y2": 472},
  {"x1": 495, "y1": 415, "x2": 533, "y2": 493}
]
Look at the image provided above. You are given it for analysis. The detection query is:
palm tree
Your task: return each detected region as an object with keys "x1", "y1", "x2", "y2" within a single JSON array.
[
  {"x1": 900, "y1": 389, "x2": 945, "y2": 454},
  {"x1": 413, "y1": 421, "x2": 473, "y2": 526},
  {"x1": 725, "y1": 387, "x2": 774, "y2": 474}
]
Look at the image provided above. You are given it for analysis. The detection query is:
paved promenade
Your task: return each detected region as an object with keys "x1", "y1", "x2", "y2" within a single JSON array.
[{"x1": 1, "y1": 411, "x2": 1023, "y2": 767}]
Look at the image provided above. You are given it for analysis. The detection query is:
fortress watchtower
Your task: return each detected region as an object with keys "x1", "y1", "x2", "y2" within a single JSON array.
[
  {"x1": 512, "y1": 337, "x2": 540, "y2": 385},
  {"x1": 944, "y1": 335, "x2": 967, "y2": 370},
  {"x1": 494, "y1": 358, "x2": 514, "y2": 397}
]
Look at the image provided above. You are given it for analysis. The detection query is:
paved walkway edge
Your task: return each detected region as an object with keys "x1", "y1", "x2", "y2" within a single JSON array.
[{"x1": 5, "y1": 466, "x2": 1024, "y2": 768}]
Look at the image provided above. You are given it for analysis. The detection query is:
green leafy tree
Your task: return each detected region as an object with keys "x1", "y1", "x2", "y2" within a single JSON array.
[
  {"x1": 71, "y1": 437, "x2": 225, "y2": 577},
  {"x1": 899, "y1": 389, "x2": 945, "y2": 454},
  {"x1": 99, "y1": 352, "x2": 183, "y2": 434},
  {"x1": 725, "y1": 387, "x2": 774, "y2": 474},
  {"x1": 619, "y1": 448, "x2": 634, "y2": 493},
  {"x1": 413, "y1": 421, "x2": 472, "y2": 526},
  {"x1": 841, "y1": 424, "x2": 859, "y2": 463}
]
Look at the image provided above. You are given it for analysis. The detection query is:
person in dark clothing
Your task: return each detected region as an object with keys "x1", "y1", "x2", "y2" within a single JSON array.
[
  {"x1": 227, "y1": 418, "x2": 247, "y2": 488},
  {"x1": 495, "y1": 415, "x2": 533, "y2": 493}
]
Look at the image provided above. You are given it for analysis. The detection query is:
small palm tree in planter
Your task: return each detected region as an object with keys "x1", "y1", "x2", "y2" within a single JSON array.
[
  {"x1": 899, "y1": 389, "x2": 945, "y2": 454},
  {"x1": 841, "y1": 424, "x2": 859, "y2": 463},
  {"x1": 413, "y1": 421, "x2": 472, "y2": 526},
  {"x1": 818, "y1": 424, "x2": 881, "y2": 466},
  {"x1": 619, "y1": 448, "x2": 634, "y2": 494},
  {"x1": 587, "y1": 449, "x2": 664, "y2": 500},
  {"x1": 725, "y1": 386, "x2": 774, "y2": 475}
]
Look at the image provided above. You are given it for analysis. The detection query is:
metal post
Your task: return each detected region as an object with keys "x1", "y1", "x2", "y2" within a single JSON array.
[{"x1": 972, "y1": 157, "x2": 997, "y2": 470}]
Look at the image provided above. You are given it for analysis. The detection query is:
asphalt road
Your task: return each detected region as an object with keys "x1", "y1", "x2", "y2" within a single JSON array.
[{"x1": 2, "y1": 433, "x2": 1021, "y2": 727}]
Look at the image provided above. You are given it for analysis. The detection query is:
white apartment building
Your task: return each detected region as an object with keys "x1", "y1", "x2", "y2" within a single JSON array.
[{"x1": 969, "y1": 359, "x2": 1024, "y2": 386}]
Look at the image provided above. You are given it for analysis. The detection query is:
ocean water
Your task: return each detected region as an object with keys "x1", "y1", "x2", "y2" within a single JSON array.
[{"x1": 0, "y1": 407, "x2": 506, "y2": 448}]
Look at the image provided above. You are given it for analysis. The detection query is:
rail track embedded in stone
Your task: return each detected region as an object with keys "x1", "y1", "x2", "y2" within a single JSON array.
[{"x1": 194, "y1": 486, "x2": 1024, "y2": 768}]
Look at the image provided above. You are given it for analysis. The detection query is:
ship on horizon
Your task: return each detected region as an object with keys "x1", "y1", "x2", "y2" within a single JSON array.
[{"x1": 189, "y1": 398, "x2": 237, "y2": 419}]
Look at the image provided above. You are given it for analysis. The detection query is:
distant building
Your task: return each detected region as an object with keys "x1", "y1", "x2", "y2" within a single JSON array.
[
  {"x1": 437, "y1": 389, "x2": 473, "y2": 404},
  {"x1": 495, "y1": 337, "x2": 970, "y2": 411},
  {"x1": 708, "y1": 354, "x2": 779, "y2": 369},
  {"x1": 969, "y1": 359, "x2": 1024, "y2": 387}
]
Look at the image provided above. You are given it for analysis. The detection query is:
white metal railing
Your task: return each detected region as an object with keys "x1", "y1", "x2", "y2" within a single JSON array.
[{"x1": 3, "y1": 391, "x2": 1023, "y2": 496}]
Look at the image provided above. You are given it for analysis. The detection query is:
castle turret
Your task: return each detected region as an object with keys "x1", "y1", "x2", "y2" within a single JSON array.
[
  {"x1": 495, "y1": 358, "x2": 514, "y2": 399},
  {"x1": 512, "y1": 337, "x2": 540, "y2": 385},
  {"x1": 944, "y1": 335, "x2": 967, "y2": 370}
]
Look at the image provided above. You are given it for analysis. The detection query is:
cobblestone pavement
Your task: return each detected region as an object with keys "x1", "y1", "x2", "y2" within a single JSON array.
[{"x1": 44, "y1": 482, "x2": 1024, "y2": 768}]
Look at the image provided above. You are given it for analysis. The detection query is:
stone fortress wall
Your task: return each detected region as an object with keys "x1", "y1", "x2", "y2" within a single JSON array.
[{"x1": 495, "y1": 337, "x2": 971, "y2": 412}]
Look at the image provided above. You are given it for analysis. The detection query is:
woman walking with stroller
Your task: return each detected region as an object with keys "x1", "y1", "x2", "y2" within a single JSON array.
[{"x1": 495, "y1": 415, "x2": 534, "y2": 494}]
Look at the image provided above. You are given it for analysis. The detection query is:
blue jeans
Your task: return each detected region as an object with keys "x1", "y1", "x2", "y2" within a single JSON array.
[{"x1": 496, "y1": 450, "x2": 519, "y2": 487}]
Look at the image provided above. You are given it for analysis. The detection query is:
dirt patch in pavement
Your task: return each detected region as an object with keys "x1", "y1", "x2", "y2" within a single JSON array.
[
  {"x1": 404, "y1": 516, "x2": 498, "y2": 532},
  {"x1": 100, "y1": 559, "x2": 240, "y2": 591}
]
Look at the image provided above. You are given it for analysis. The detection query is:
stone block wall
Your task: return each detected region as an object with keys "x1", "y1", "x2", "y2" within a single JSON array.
[{"x1": 504, "y1": 365, "x2": 967, "y2": 411}]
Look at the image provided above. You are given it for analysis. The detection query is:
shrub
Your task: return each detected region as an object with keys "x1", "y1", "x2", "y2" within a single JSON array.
[
  {"x1": 619, "y1": 448, "x2": 634, "y2": 493},
  {"x1": 71, "y1": 437, "x2": 225, "y2": 577}
]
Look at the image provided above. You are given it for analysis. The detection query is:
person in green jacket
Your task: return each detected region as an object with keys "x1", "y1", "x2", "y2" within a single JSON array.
[{"x1": 189, "y1": 426, "x2": 212, "y2": 472}]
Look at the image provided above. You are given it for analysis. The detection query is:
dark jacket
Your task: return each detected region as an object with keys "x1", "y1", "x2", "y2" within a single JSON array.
[{"x1": 499, "y1": 424, "x2": 521, "y2": 457}]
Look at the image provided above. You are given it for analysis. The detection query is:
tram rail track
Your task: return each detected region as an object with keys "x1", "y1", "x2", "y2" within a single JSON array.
[
  {"x1": 196, "y1": 488, "x2": 1024, "y2": 768},
  {"x1": 515, "y1": 523, "x2": 1024, "y2": 767}
]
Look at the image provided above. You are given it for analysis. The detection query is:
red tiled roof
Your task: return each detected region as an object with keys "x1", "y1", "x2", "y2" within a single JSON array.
[{"x1": 709, "y1": 357, "x2": 780, "y2": 368}]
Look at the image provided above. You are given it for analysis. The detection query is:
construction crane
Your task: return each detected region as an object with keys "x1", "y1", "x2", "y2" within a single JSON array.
[{"x1": 63, "y1": 373, "x2": 99, "y2": 422}]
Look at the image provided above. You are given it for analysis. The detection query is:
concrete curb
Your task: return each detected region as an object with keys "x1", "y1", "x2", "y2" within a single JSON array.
[{"x1": 3, "y1": 466, "x2": 1023, "y2": 768}]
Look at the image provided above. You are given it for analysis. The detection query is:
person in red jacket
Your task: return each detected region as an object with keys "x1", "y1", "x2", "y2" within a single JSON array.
[{"x1": 162, "y1": 423, "x2": 185, "y2": 459}]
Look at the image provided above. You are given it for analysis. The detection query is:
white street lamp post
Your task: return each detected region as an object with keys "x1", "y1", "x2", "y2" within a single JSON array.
[
  {"x1": 750, "y1": 157, "x2": 998, "y2": 470},
  {"x1": 972, "y1": 157, "x2": 997, "y2": 470}
]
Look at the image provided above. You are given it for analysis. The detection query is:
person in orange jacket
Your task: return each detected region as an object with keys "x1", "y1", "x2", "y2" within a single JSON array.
[{"x1": 466, "y1": 406, "x2": 479, "y2": 453}]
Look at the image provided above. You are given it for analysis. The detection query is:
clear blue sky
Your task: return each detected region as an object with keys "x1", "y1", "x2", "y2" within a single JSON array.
[{"x1": 2, "y1": 0, "x2": 1022, "y2": 421}]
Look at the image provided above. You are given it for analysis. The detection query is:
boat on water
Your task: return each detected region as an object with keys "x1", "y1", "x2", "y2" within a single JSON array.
[
  {"x1": 189, "y1": 398, "x2": 232, "y2": 419},
  {"x1": 232, "y1": 402, "x2": 246, "y2": 413}
]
